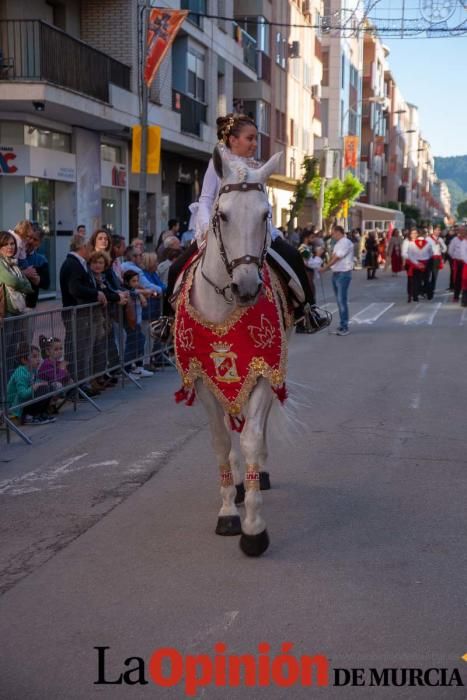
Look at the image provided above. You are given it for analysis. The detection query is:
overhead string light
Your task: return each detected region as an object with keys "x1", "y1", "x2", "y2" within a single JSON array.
[{"x1": 171, "y1": 6, "x2": 467, "y2": 38}]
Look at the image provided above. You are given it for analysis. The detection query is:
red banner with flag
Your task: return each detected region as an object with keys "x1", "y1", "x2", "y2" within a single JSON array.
[
  {"x1": 144, "y1": 9, "x2": 188, "y2": 88},
  {"x1": 344, "y1": 136, "x2": 358, "y2": 168}
]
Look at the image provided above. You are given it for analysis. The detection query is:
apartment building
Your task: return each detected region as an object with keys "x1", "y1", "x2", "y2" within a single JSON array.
[
  {"x1": 0, "y1": 0, "x2": 256, "y2": 292},
  {"x1": 359, "y1": 29, "x2": 387, "y2": 205},
  {"x1": 233, "y1": 0, "x2": 323, "y2": 228},
  {"x1": 319, "y1": 0, "x2": 363, "y2": 176}
]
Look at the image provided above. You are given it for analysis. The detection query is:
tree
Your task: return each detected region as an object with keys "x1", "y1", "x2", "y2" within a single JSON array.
[
  {"x1": 288, "y1": 156, "x2": 319, "y2": 229},
  {"x1": 309, "y1": 173, "x2": 364, "y2": 230},
  {"x1": 456, "y1": 199, "x2": 467, "y2": 220}
]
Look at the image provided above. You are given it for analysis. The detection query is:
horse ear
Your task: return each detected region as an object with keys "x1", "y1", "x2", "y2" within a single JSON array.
[
  {"x1": 212, "y1": 145, "x2": 224, "y2": 179},
  {"x1": 255, "y1": 151, "x2": 283, "y2": 183}
]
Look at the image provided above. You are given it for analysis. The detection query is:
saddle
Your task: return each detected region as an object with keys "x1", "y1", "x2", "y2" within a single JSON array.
[{"x1": 150, "y1": 244, "x2": 331, "y2": 342}]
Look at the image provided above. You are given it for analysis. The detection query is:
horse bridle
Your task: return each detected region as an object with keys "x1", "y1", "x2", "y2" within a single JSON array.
[{"x1": 201, "y1": 181, "x2": 269, "y2": 302}]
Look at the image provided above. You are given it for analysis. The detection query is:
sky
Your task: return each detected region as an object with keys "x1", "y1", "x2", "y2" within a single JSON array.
[{"x1": 366, "y1": 1, "x2": 467, "y2": 157}]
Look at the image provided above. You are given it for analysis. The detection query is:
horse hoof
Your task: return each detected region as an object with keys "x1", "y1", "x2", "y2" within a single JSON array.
[
  {"x1": 235, "y1": 483, "x2": 245, "y2": 505},
  {"x1": 259, "y1": 471, "x2": 271, "y2": 490},
  {"x1": 215, "y1": 515, "x2": 241, "y2": 536},
  {"x1": 239, "y1": 529, "x2": 269, "y2": 557}
]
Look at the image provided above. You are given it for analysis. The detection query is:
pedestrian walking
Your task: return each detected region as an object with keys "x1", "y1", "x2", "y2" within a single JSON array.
[
  {"x1": 447, "y1": 228, "x2": 465, "y2": 302},
  {"x1": 321, "y1": 226, "x2": 353, "y2": 336},
  {"x1": 385, "y1": 228, "x2": 403, "y2": 275},
  {"x1": 427, "y1": 225, "x2": 446, "y2": 297},
  {"x1": 405, "y1": 229, "x2": 433, "y2": 302},
  {"x1": 364, "y1": 232, "x2": 379, "y2": 280}
]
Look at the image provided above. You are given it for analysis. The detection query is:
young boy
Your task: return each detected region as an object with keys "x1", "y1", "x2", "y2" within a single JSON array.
[{"x1": 7, "y1": 343, "x2": 56, "y2": 425}]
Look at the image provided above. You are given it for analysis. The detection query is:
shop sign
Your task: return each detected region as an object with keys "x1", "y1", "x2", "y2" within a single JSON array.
[
  {"x1": 101, "y1": 160, "x2": 127, "y2": 189},
  {"x1": 0, "y1": 145, "x2": 76, "y2": 181}
]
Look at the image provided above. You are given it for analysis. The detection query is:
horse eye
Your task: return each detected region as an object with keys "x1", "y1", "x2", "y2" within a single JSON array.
[{"x1": 219, "y1": 212, "x2": 228, "y2": 222}]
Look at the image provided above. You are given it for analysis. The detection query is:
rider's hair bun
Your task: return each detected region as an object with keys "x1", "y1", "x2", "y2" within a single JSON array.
[{"x1": 216, "y1": 113, "x2": 257, "y2": 145}]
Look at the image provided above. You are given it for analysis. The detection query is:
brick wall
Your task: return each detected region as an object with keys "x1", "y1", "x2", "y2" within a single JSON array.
[{"x1": 80, "y1": 0, "x2": 137, "y2": 90}]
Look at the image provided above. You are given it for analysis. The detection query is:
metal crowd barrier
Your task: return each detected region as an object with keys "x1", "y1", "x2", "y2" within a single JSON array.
[{"x1": 0, "y1": 301, "x2": 174, "y2": 445}]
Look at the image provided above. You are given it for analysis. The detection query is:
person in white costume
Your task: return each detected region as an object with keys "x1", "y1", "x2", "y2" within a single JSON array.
[
  {"x1": 448, "y1": 228, "x2": 465, "y2": 302},
  {"x1": 166, "y1": 113, "x2": 316, "y2": 318}
]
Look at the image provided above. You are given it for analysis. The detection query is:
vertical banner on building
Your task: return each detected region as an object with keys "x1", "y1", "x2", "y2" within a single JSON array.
[
  {"x1": 132, "y1": 125, "x2": 161, "y2": 174},
  {"x1": 144, "y1": 9, "x2": 188, "y2": 88},
  {"x1": 344, "y1": 136, "x2": 358, "y2": 168},
  {"x1": 374, "y1": 136, "x2": 385, "y2": 157}
]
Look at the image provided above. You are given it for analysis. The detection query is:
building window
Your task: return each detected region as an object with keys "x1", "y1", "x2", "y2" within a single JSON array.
[
  {"x1": 101, "y1": 186, "x2": 122, "y2": 234},
  {"x1": 238, "y1": 16, "x2": 270, "y2": 54},
  {"x1": 187, "y1": 48, "x2": 205, "y2": 102},
  {"x1": 276, "y1": 109, "x2": 286, "y2": 142},
  {"x1": 101, "y1": 144, "x2": 122, "y2": 163},
  {"x1": 24, "y1": 126, "x2": 71, "y2": 152},
  {"x1": 243, "y1": 100, "x2": 270, "y2": 135},
  {"x1": 275, "y1": 32, "x2": 286, "y2": 68},
  {"x1": 181, "y1": 0, "x2": 206, "y2": 28}
]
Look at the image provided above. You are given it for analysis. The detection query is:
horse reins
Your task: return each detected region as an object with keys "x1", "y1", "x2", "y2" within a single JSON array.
[{"x1": 201, "y1": 181, "x2": 269, "y2": 302}]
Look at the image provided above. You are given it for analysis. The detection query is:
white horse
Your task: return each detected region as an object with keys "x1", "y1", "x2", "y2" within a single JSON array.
[{"x1": 175, "y1": 146, "x2": 287, "y2": 557}]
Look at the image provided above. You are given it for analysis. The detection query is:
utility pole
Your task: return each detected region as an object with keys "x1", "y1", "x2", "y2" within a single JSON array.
[{"x1": 138, "y1": 0, "x2": 150, "y2": 240}]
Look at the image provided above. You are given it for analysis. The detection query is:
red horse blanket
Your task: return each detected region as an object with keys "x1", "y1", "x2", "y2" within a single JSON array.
[{"x1": 174, "y1": 262, "x2": 292, "y2": 418}]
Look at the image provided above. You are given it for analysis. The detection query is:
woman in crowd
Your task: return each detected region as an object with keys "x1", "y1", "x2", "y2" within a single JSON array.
[
  {"x1": 87, "y1": 250, "x2": 124, "y2": 388},
  {"x1": 385, "y1": 228, "x2": 403, "y2": 275},
  {"x1": 0, "y1": 231, "x2": 33, "y2": 376}
]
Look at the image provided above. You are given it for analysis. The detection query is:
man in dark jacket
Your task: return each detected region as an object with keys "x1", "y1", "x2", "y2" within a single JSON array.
[
  {"x1": 60, "y1": 236, "x2": 106, "y2": 390},
  {"x1": 21, "y1": 226, "x2": 50, "y2": 308}
]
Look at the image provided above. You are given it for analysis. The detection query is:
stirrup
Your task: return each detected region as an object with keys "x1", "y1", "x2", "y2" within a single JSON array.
[
  {"x1": 149, "y1": 316, "x2": 173, "y2": 342},
  {"x1": 296, "y1": 303, "x2": 332, "y2": 334}
]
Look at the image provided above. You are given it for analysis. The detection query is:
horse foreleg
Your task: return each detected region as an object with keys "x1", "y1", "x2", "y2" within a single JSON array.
[
  {"x1": 239, "y1": 378, "x2": 273, "y2": 556},
  {"x1": 195, "y1": 380, "x2": 241, "y2": 536}
]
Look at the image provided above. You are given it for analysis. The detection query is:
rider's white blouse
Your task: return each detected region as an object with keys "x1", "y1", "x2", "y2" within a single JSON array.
[{"x1": 195, "y1": 154, "x2": 282, "y2": 244}]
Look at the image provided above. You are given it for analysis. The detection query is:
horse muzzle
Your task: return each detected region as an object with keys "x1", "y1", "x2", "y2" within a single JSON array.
[{"x1": 231, "y1": 270, "x2": 262, "y2": 306}]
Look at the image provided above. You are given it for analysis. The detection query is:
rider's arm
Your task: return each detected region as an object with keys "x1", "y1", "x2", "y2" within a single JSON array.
[{"x1": 196, "y1": 159, "x2": 220, "y2": 242}]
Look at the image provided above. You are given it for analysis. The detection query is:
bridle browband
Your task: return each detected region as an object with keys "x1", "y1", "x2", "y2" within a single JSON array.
[{"x1": 201, "y1": 181, "x2": 269, "y2": 302}]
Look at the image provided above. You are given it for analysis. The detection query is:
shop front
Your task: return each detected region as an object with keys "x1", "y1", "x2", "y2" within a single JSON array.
[{"x1": 0, "y1": 139, "x2": 76, "y2": 293}]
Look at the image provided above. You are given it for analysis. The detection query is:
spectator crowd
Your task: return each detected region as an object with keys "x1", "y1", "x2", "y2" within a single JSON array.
[{"x1": 1, "y1": 216, "x2": 466, "y2": 429}]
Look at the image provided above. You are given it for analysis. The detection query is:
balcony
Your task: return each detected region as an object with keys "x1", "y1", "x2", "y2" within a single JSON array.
[
  {"x1": 0, "y1": 20, "x2": 130, "y2": 103},
  {"x1": 233, "y1": 22, "x2": 257, "y2": 72},
  {"x1": 172, "y1": 90, "x2": 207, "y2": 137},
  {"x1": 181, "y1": 0, "x2": 206, "y2": 28}
]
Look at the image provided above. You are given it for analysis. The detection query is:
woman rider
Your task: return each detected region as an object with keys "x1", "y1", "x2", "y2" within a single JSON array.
[{"x1": 166, "y1": 113, "x2": 315, "y2": 319}]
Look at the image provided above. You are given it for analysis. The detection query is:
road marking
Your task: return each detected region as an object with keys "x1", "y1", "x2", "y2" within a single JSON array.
[
  {"x1": 351, "y1": 302, "x2": 394, "y2": 324},
  {"x1": 404, "y1": 302, "x2": 442, "y2": 326},
  {"x1": 0, "y1": 453, "x2": 120, "y2": 496},
  {"x1": 460, "y1": 309, "x2": 467, "y2": 326}
]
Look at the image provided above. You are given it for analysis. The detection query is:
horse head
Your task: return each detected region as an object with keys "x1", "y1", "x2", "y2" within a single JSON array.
[{"x1": 212, "y1": 146, "x2": 282, "y2": 306}]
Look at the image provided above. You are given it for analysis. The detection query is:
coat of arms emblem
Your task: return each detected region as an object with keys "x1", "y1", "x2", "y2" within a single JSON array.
[{"x1": 209, "y1": 342, "x2": 240, "y2": 383}]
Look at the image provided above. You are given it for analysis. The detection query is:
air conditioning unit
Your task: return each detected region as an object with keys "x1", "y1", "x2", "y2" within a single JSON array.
[
  {"x1": 311, "y1": 84, "x2": 321, "y2": 99},
  {"x1": 288, "y1": 41, "x2": 300, "y2": 59}
]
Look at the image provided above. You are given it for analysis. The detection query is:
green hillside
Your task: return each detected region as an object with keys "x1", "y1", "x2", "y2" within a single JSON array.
[{"x1": 434, "y1": 155, "x2": 467, "y2": 213}]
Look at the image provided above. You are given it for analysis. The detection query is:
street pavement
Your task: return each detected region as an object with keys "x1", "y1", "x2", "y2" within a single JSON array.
[{"x1": 0, "y1": 267, "x2": 466, "y2": 699}]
